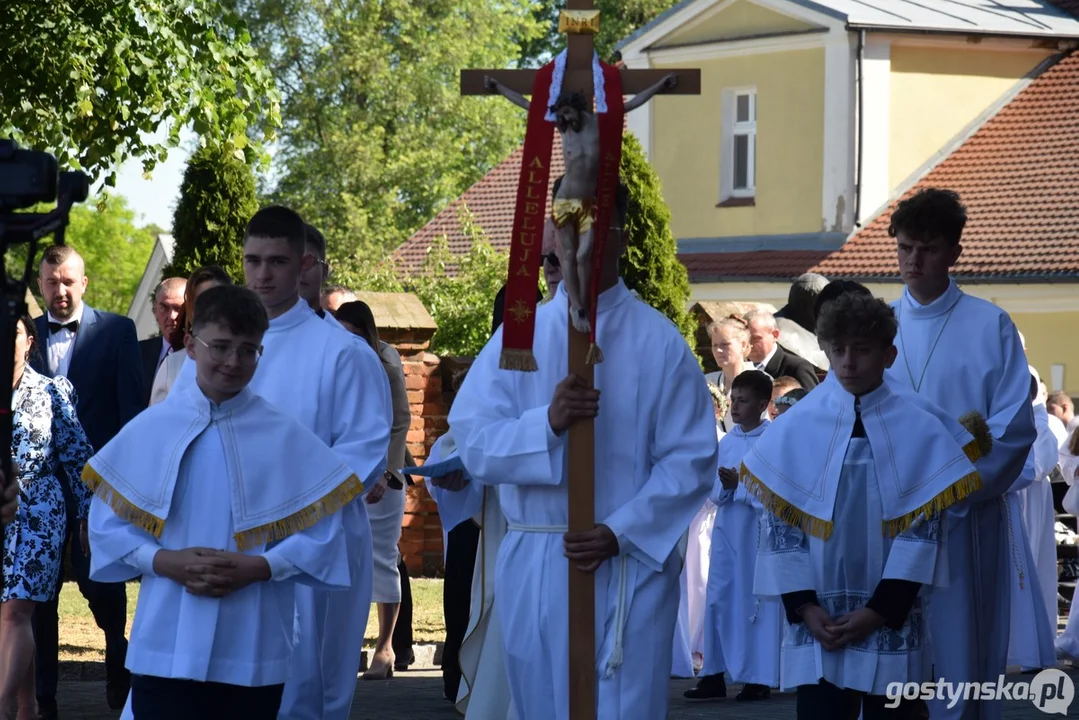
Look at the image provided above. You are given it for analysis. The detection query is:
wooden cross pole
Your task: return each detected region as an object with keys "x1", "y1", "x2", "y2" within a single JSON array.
[{"x1": 461, "y1": 4, "x2": 699, "y2": 719}]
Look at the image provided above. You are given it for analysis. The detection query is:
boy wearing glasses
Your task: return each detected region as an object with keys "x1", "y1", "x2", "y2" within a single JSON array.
[{"x1": 84, "y1": 285, "x2": 357, "y2": 718}]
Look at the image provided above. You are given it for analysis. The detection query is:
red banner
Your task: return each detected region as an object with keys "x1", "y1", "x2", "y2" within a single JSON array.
[
  {"x1": 499, "y1": 61, "x2": 557, "y2": 372},
  {"x1": 585, "y1": 63, "x2": 625, "y2": 365}
]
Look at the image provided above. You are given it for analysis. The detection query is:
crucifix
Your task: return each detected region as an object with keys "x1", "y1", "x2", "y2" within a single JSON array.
[{"x1": 461, "y1": 3, "x2": 700, "y2": 718}]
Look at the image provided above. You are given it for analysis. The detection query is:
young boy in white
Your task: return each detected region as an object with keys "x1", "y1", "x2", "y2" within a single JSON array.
[
  {"x1": 85, "y1": 286, "x2": 356, "y2": 718},
  {"x1": 705, "y1": 369, "x2": 781, "y2": 701},
  {"x1": 746, "y1": 292, "x2": 981, "y2": 719}
]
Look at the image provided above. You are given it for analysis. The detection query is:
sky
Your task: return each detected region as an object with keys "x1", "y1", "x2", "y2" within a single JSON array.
[{"x1": 108, "y1": 126, "x2": 195, "y2": 232}]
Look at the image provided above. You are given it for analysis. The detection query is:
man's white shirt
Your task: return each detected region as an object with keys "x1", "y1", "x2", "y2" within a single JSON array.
[{"x1": 46, "y1": 302, "x2": 85, "y2": 377}]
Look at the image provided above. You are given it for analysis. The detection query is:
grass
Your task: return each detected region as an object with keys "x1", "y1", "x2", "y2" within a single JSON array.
[{"x1": 57, "y1": 578, "x2": 448, "y2": 662}]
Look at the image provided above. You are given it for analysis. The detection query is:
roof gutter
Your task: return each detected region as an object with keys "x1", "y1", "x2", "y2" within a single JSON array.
[
  {"x1": 686, "y1": 274, "x2": 1079, "y2": 285},
  {"x1": 845, "y1": 23, "x2": 1079, "y2": 44},
  {"x1": 854, "y1": 29, "x2": 866, "y2": 228}
]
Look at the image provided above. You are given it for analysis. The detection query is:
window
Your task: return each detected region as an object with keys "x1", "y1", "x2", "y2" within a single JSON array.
[{"x1": 721, "y1": 89, "x2": 757, "y2": 203}]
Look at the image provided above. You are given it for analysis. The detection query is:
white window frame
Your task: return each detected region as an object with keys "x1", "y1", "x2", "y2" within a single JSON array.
[{"x1": 720, "y1": 88, "x2": 757, "y2": 201}]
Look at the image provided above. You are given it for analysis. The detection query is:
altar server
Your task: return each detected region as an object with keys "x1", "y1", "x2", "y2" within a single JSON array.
[
  {"x1": 86, "y1": 286, "x2": 354, "y2": 718},
  {"x1": 748, "y1": 292, "x2": 980, "y2": 718}
]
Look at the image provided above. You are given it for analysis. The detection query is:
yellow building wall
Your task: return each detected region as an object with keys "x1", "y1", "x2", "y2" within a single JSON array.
[
  {"x1": 1012, "y1": 312, "x2": 1079, "y2": 396},
  {"x1": 652, "y1": 48, "x2": 825, "y2": 239},
  {"x1": 888, "y1": 46, "x2": 1052, "y2": 190},
  {"x1": 658, "y1": 0, "x2": 817, "y2": 47}
]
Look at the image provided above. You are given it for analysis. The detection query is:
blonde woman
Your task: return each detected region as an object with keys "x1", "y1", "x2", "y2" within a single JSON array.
[{"x1": 704, "y1": 316, "x2": 765, "y2": 432}]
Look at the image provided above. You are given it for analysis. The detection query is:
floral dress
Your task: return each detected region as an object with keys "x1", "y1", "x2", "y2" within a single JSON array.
[{"x1": 2, "y1": 367, "x2": 93, "y2": 601}]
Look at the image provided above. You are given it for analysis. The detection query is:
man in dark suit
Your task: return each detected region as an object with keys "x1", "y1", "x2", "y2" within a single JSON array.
[
  {"x1": 32, "y1": 245, "x2": 144, "y2": 717},
  {"x1": 744, "y1": 308, "x2": 820, "y2": 389},
  {"x1": 138, "y1": 276, "x2": 186, "y2": 406}
]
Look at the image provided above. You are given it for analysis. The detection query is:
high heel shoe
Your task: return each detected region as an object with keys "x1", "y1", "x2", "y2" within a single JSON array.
[{"x1": 362, "y1": 654, "x2": 396, "y2": 680}]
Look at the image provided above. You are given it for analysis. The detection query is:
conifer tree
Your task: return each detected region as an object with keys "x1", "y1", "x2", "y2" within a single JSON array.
[
  {"x1": 164, "y1": 146, "x2": 259, "y2": 282},
  {"x1": 619, "y1": 132, "x2": 696, "y2": 351}
]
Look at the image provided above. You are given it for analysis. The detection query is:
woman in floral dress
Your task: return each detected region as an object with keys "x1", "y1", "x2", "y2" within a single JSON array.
[{"x1": 0, "y1": 315, "x2": 93, "y2": 719}]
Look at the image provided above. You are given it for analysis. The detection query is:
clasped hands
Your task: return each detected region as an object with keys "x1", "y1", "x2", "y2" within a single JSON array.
[
  {"x1": 799, "y1": 604, "x2": 885, "y2": 651},
  {"x1": 153, "y1": 547, "x2": 271, "y2": 598}
]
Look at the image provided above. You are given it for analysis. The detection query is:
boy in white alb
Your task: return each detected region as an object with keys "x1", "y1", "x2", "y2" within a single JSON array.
[
  {"x1": 747, "y1": 292, "x2": 981, "y2": 719},
  {"x1": 704, "y1": 370, "x2": 780, "y2": 701},
  {"x1": 85, "y1": 286, "x2": 356, "y2": 718}
]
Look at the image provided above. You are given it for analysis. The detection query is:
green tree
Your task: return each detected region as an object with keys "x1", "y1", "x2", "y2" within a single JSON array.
[
  {"x1": 619, "y1": 132, "x2": 695, "y2": 349},
  {"x1": 12, "y1": 195, "x2": 155, "y2": 315},
  {"x1": 520, "y1": 0, "x2": 681, "y2": 64},
  {"x1": 163, "y1": 146, "x2": 259, "y2": 282},
  {"x1": 347, "y1": 207, "x2": 509, "y2": 357},
  {"x1": 231, "y1": 0, "x2": 542, "y2": 266},
  {"x1": 2, "y1": 1, "x2": 279, "y2": 184}
]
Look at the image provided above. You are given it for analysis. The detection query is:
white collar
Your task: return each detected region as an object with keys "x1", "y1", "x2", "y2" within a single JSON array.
[
  {"x1": 83, "y1": 381, "x2": 363, "y2": 549},
  {"x1": 901, "y1": 278, "x2": 962, "y2": 319},
  {"x1": 740, "y1": 375, "x2": 981, "y2": 539}
]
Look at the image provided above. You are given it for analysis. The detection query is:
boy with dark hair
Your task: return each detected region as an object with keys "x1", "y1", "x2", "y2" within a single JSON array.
[
  {"x1": 745, "y1": 292, "x2": 981, "y2": 720},
  {"x1": 245, "y1": 205, "x2": 308, "y2": 253},
  {"x1": 85, "y1": 285, "x2": 357, "y2": 718},
  {"x1": 886, "y1": 187, "x2": 1033, "y2": 720},
  {"x1": 694, "y1": 369, "x2": 779, "y2": 701}
]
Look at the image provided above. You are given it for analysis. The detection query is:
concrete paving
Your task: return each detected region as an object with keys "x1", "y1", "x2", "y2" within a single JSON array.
[{"x1": 55, "y1": 667, "x2": 1079, "y2": 719}]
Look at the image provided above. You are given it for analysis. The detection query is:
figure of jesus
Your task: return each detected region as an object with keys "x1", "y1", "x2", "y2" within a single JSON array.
[{"x1": 484, "y1": 73, "x2": 675, "y2": 333}]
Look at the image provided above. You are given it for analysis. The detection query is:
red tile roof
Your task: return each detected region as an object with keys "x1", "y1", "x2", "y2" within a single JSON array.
[
  {"x1": 679, "y1": 250, "x2": 831, "y2": 282},
  {"x1": 814, "y1": 52, "x2": 1079, "y2": 281},
  {"x1": 394, "y1": 137, "x2": 565, "y2": 273}
]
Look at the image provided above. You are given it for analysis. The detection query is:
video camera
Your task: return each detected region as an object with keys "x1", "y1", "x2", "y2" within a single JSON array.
[{"x1": 0, "y1": 140, "x2": 89, "y2": 580}]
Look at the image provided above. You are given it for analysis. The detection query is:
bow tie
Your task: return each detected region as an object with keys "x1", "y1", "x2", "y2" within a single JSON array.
[{"x1": 48, "y1": 320, "x2": 78, "y2": 334}]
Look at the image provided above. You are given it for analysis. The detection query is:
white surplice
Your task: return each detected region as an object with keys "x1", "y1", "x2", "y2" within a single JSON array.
[
  {"x1": 448, "y1": 281, "x2": 719, "y2": 720},
  {"x1": 745, "y1": 379, "x2": 977, "y2": 695},
  {"x1": 1005, "y1": 452, "x2": 1057, "y2": 671},
  {"x1": 671, "y1": 570, "x2": 695, "y2": 678},
  {"x1": 1020, "y1": 402, "x2": 1061, "y2": 643},
  {"x1": 704, "y1": 421, "x2": 781, "y2": 686},
  {"x1": 171, "y1": 299, "x2": 391, "y2": 720},
  {"x1": 424, "y1": 434, "x2": 515, "y2": 720},
  {"x1": 890, "y1": 280, "x2": 1035, "y2": 720},
  {"x1": 87, "y1": 389, "x2": 352, "y2": 719}
]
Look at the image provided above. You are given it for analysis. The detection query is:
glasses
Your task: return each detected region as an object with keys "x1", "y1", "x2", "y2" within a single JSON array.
[
  {"x1": 193, "y1": 335, "x2": 262, "y2": 367},
  {"x1": 542, "y1": 252, "x2": 560, "y2": 269}
]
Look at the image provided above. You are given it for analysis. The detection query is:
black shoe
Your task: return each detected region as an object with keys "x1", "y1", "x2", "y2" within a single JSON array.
[
  {"x1": 683, "y1": 673, "x2": 727, "y2": 699},
  {"x1": 37, "y1": 697, "x2": 58, "y2": 720},
  {"x1": 394, "y1": 650, "x2": 416, "y2": 672},
  {"x1": 106, "y1": 668, "x2": 131, "y2": 710},
  {"x1": 735, "y1": 683, "x2": 771, "y2": 701}
]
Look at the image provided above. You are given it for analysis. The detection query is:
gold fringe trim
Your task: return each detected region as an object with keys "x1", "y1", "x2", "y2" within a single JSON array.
[
  {"x1": 81, "y1": 465, "x2": 166, "y2": 539},
  {"x1": 499, "y1": 349, "x2": 538, "y2": 372},
  {"x1": 233, "y1": 473, "x2": 365, "y2": 551},
  {"x1": 961, "y1": 439, "x2": 982, "y2": 464},
  {"x1": 739, "y1": 463, "x2": 834, "y2": 540},
  {"x1": 882, "y1": 471, "x2": 983, "y2": 538},
  {"x1": 959, "y1": 410, "x2": 993, "y2": 459},
  {"x1": 585, "y1": 343, "x2": 604, "y2": 365}
]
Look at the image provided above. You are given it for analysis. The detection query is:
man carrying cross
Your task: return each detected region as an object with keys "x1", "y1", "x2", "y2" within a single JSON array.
[{"x1": 449, "y1": 180, "x2": 718, "y2": 719}]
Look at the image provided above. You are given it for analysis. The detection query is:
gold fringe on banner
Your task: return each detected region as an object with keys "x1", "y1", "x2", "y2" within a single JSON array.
[
  {"x1": 81, "y1": 465, "x2": 166, "y2": 539},
  {"x1": 234, "y1": 474, "x2": 365, "y2": 551},
  {"x1": 585, "y1": 343, "x2": 604, "y2": 365},
  {"x1": 739, "y1": 464, "x2": 834, "y2": 540},
  {"x1": 500, "y1": 350, "x2": 538, "y2": 372},
  {"x1": 882, "y1": 471, "x2": 983, "y2": 538}
]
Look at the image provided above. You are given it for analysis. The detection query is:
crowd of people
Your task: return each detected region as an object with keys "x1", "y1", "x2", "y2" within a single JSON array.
[{"x1": 0, "y1": 186, "x2": 1075, "y2": 720}]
